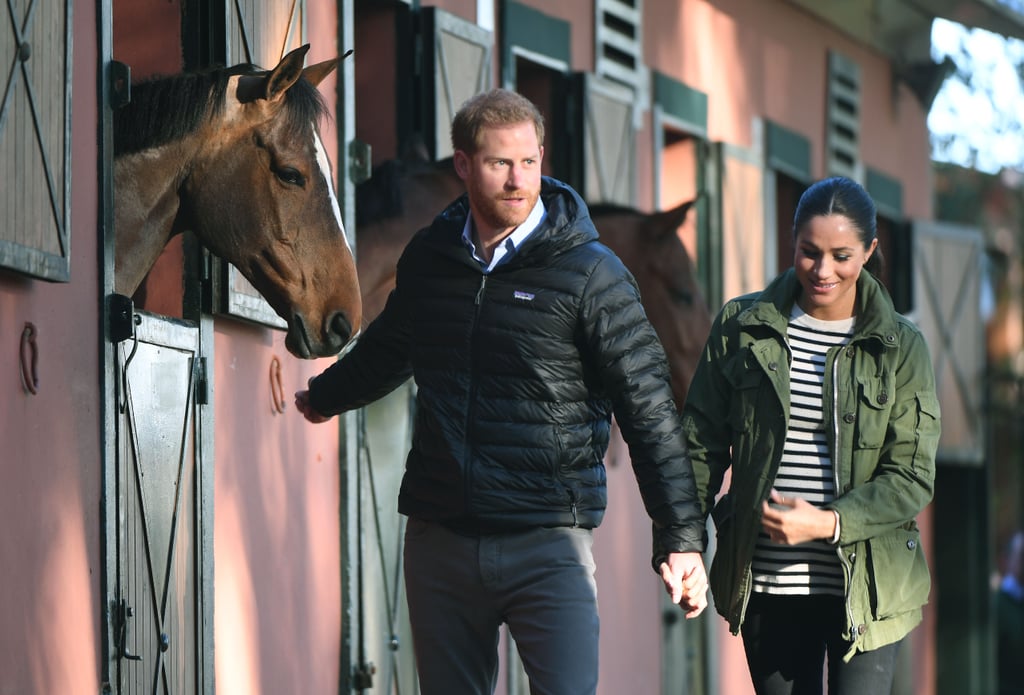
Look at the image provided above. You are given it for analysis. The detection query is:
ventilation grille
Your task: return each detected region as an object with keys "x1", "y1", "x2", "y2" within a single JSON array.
[
  {"x1": 595, "y1": 0, "x2": 645, "y2": 101},
  {"x1": 826, "y1": 51, "x2": 862, "y2": 180}
]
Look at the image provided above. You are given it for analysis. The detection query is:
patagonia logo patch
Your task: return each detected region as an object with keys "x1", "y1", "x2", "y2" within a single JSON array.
[{"x1": 513, "y1": 290, "x2": 535, "y2": 302}]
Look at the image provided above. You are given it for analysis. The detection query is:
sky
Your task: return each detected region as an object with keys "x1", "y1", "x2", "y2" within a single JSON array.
[{"x1": 929, "y1": 17, "x2": 1024, "y2": 173}]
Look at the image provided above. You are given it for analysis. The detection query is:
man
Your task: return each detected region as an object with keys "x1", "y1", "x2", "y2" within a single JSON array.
[{"x1": 295, "y1": 88, "x2": 707, "y2": 695}]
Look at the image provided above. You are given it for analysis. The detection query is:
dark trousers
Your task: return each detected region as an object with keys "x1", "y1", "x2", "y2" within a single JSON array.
[
  {"x1": 740, "y1": 593, "x2": 902, "y2": 695},
  {"x1": 403, "y1": 519, "x2": 600, "y2": 695}
]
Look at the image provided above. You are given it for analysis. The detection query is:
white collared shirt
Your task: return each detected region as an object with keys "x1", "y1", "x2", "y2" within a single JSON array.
[{"x1": 461, "y1": 197, "x2": 547, "y2": 273}]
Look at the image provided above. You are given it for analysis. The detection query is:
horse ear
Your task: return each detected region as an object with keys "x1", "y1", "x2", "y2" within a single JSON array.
[
  {"x1": 667, "y1": 199, "x2": 695, "y2": 224},
  {"x1": 265, "y1": 44, "x2": 312, "y2": 102},
  {"x1": 650, "y1": 199, "x2": 696, "y2": 240},
  {"x1": 304, "y1": 50, "x2": 351, "y2": 87},
  {"x1": 301, "y1": 58, "x2": 340, "y2": 88}
]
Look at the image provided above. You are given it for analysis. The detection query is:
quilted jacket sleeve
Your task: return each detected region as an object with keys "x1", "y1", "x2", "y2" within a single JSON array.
[
  {"x1": 578, "y1": 250, "x2": 707, "y2": 565},
  {"x1": 308, "y1": 250, "x2": 417, "y2": 416}
]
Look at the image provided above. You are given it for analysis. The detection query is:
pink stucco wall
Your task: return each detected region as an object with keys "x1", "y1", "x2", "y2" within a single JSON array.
[
  {"x1": 212, "y1": 325, "x2": 342, "y2": 694},
  {"x1": 644, "y1": 0, "x2": 932, "y2": 219},
  {"x1": 0, "y1": 2, "x2": 102, "y2": 693},
  {"x1": 0, "y1": 1, "x2": 942, "y2": 692}
]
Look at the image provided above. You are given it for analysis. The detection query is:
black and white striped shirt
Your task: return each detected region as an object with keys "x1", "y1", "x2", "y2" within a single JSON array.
[{"x1": 751, "y1": 307, "x2": 853, "y2": 597}]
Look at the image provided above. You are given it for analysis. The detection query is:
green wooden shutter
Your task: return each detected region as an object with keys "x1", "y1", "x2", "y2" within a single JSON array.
[
  {"x1": 913, "y1": 219, "x2": 985, "y2": 465},
  {"x1": 570, "y1": 73, "x2": 637, "y2": 206},
  {"x1": 420, "y1": 7, "x2": 492, "y2": 161},
  {"x1": 825, "y1": 50, "x2": 862, "y2": 181},
  {"x1": 0, "y1": 0, "x2": 72, "y2": 282}
]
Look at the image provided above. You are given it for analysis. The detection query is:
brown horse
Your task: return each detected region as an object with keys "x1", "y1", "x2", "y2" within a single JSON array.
[
  {"x1": 114, "y1": 45, "x2": 361, "y2": 358},
  {"x1": 355, "y1": 159, "x2": 711, "y2": 407}
]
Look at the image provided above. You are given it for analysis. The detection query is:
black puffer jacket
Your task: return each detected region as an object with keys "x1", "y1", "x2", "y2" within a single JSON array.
[{"x1": 309, "y1": 178, "x2": 706, "y2": 560}]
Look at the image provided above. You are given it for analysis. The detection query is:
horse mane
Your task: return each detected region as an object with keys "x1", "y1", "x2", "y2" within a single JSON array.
[
  {"x1": 586, "y1": 202, "x2": 643, "y2": 217},
  {"x1": 114, "y1": 62, "x2": 329, "y2": 157}
]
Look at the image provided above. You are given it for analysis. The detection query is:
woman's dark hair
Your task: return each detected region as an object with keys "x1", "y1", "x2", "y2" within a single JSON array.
[{"x1": 792, "y1": 176, "x2": 884, "y2": 276}]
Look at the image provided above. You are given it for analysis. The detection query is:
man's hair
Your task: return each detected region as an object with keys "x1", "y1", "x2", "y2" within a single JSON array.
[{"x1": 450, "y1": 88, "x2": 545, "y2": 154}]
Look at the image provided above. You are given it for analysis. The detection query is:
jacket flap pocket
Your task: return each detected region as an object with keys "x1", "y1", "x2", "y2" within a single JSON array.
[
  {"x1": 916, "y1": 390, "x2": 941, "y2": 420},
  {"x1": 855, "y1": 375, "x2": 895, "y2": 448},
  {"x1": 867, "y1": 528, "x2": 930, "y2": 619}
]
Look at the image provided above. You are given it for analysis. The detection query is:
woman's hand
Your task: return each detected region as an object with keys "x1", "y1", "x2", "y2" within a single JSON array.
[
  {"x1": 760, "y1": 488, "x2": 837, "y2": 545},
  {"x1": 659, "y1": 552, "x2": 709, "y2": 619}
]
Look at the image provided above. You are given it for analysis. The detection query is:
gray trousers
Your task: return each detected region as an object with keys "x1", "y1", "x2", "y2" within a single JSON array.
[{"x1": 403, "y1": 518, "x2": 600, "y2": 695}]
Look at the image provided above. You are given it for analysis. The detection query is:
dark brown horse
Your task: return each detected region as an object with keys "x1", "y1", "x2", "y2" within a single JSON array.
[
  {"x1": 355, "y1": 159, "x2": 711, "y2": 406},
  {"x1": 114, "y1": 45, "x2": 361, "y2": 358}
]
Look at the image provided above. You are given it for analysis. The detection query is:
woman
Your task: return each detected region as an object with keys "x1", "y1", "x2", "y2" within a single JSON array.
[{"x1": 682, "y1": 176, "x2": 941, "y2": 694}]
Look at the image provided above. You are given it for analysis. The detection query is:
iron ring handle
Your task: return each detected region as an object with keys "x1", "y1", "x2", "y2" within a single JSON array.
[
  {"x1": 270, "y1": 356, "x2": 286, "y2": 414},
  {"x1": 20, "y1": 322, "x2": 38, "y2": 395}
]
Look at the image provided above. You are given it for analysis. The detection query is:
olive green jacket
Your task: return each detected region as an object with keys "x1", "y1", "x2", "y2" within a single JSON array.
[{"x1": 682, "y1": 269, "x2": 941, "y2": 660}]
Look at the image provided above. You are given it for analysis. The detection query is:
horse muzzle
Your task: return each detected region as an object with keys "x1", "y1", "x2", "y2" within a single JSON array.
[{"x1": 285, "y1": 310, "x2": 355, "y2": 359}]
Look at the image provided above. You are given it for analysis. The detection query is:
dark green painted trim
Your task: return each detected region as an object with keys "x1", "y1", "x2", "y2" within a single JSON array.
[
  {"x1": 653, "y1": 71, "x2": 707, "y2": 133},
  {"x1": 866, "y1": 167, "x2": 904, "y2": 219},
  {"x1": 765, "y1": 120, "x2": 811, "y2": 183},
  {"x1": 696, "y1": 139, "x2": 719, "y2": 309},
  {"x1": 502, "y1": 1, "x2": 570, "y2": 67}
]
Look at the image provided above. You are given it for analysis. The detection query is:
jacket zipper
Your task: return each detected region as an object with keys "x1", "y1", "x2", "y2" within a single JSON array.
[
  {"x1": 463, "y1": 274, "x2": 488, "y2": 511},
  {"x1": 737, "y1": 334, "x2": 793, "y2": 630},
  {"x1": 831, "y1": 345, "x2": 856, "y2": 640}
]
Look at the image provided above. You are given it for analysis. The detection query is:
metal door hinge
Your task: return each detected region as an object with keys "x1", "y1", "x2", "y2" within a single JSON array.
[
  {"x1": 110, "y1": 61, "x2": 131, "y2": 109},
  {"x1": 108, "y1": 294, "x2": 138, "y2": 344},
  {"x1": 195, "y1": 356, "x2": 209, "y2": 405},
  {"x1": 349, "y1": 139, "x2": 372, "y2": 185}
]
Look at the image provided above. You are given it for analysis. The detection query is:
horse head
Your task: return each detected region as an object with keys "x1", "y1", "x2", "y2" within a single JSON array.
[
  {"x1": 592, "y1": 201, "x2": 712, "y2": 408},
  {"x1": 114, "y1": 45, "x2": 361, "y2": 358}
]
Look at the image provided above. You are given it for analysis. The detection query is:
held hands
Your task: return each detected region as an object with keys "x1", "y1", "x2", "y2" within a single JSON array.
[
  {"x1": 760, "y1": 488, "x2": 838, "y2": 545},
  {"x1": 659, "y1": 552, "x2": 708, "y2": 619},
  {"x1": 294, "y1": 386, "x2": 333, "y2": 424}
]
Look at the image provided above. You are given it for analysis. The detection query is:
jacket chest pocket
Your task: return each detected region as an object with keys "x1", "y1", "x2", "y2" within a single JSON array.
[{"x1": 853, "y1": 374, "x2": 895, "y2": 449}]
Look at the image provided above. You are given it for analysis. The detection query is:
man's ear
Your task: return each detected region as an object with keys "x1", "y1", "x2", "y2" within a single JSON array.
[{"x1": 453, "y1": 150, "x2": 470, "y2": 181}]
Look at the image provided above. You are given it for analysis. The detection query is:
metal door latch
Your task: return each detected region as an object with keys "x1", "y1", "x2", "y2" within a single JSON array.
[
  {"x1": 353, "y1": 661, "x2": 376, "y2": 689},
  {"x1": 115, "y1": 599, "x2": 143, "y2": 662}
]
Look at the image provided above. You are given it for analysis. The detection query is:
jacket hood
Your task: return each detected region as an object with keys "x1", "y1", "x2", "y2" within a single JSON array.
[{"x1": 739, "y1": 268, "x2": 901, "y2": 348}]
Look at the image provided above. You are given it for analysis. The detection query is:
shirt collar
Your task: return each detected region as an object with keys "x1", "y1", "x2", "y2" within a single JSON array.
[{"x1": 462, "y1": 197, "x2": 546, "y2": 272}]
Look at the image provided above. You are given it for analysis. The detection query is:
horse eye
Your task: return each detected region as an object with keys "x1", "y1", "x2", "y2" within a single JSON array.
[
  {"x1": 671, "y1": 288, "x2": 694, "y2": 306},
  {"x1": 276, "y1": 167, "x2": 306, "y2": 187}
]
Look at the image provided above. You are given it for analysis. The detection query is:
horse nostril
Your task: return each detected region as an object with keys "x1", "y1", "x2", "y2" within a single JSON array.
[{"x1": 329, "y1": 312, "x2": 353, "y2": 346}]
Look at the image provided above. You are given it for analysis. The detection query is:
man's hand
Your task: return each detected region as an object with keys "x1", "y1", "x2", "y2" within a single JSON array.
[
  {"x1": 294, "y1": 388, "x2": 333, "y2": 424},
  {"x1": 659, "y1": 551, "x2": 708, "y2": 618}
]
